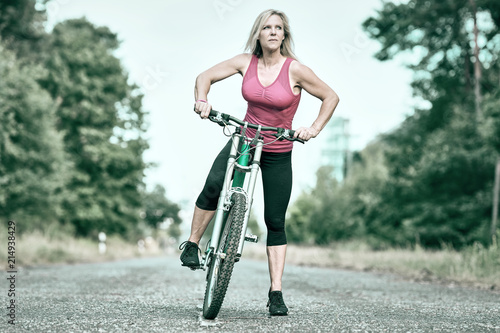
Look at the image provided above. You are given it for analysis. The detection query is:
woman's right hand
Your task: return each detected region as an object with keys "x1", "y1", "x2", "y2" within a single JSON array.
[{"x1": 194, "y1": 99, "x2": 212, "y2": 119}]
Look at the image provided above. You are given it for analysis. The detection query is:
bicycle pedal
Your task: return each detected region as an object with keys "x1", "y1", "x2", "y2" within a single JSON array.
[{"x1": 244, "y1": 234, "x2": 259, "y2": 243}]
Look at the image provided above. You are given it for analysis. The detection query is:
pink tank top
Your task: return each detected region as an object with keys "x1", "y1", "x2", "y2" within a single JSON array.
[{"x1": 242, "y1": 54, "x2": 301, "y2": 152}]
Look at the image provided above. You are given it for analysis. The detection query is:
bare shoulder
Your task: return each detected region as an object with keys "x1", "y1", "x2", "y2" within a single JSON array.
[
  {"x1": 221, "y1": 53, "x2": 249, "y2": 65},
  {"x1": 233, "y1": 53, "x2": 253, "y2": 61},
  {"x1": 230, "y1": 53, "x2": 252, "y2": 74},
  {"x1": 289, "y1": 60, "x2": 332, "y2": 96},
  {"x1": 290, "y1": 60, "x2": 315, "y2": 81},
  {"x1": 204, "y1": 53, "x2": 253, "y2": 81},
  {"x1": 211, "y1": 53, "x2": 252, "y2": 76}
]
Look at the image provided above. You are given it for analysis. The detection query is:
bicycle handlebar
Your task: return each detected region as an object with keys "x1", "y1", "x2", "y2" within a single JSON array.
[{"x1": 208, "y1": 110, "x2": 305, "y2": 144}]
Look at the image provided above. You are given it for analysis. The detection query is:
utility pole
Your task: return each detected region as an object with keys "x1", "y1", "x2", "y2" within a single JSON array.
[{"x1": 469, "y1": 0, "x2": 483, "y2": 120}]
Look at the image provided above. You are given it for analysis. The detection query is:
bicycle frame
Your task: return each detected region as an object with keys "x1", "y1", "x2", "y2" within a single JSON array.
[
  {"x1": 200, "y1": 127, "x2": 262, "y2": 270},
  {"x1": 197, "y1": 110, "x2": 303, "y2": 273},
  {"x1": 199, "y1": 110, "x2": 303, "y2": 319}
]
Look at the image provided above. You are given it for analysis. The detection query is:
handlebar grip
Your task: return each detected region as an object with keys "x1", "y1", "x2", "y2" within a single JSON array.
[
  {"x1": 271, "y1": 130, "x2": 305, "y2": 144},
  {"x1": 288, "y1": 130, "x2": 305, "y2": 144},
  {"x1": 192, "y1": 107, "x2": 218, "y2": 118}
]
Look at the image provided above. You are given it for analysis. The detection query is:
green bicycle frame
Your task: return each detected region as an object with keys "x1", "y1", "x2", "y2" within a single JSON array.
[{"x1": 232, "y1": 136, "x2": 251, "y2": 187}]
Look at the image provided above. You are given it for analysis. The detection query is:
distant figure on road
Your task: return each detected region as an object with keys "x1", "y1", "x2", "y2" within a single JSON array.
[{"x1": 179, "y1": 8, "x2": 339, "y2": 316}]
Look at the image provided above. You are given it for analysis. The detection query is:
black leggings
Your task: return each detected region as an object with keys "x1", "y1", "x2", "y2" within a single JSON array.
[{"x1": 196, "y1": 140, "x2": 292, "y2": 246}]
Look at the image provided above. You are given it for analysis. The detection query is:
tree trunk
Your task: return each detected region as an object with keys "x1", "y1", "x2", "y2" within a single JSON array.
[
  {"x1": 469, "y1": 0, "x2": 483, "y2": 120},
  {"x1": 492, "y1": 158, "x2": 500, "y2": 244},
  {"x1": 464, "y1": 44, "x2": 472, "y2": 93}
]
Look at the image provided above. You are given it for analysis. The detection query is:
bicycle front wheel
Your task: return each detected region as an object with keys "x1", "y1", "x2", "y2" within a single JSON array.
[{"x1": 202, "y1": 192, "x2": 247, "y2": 319}]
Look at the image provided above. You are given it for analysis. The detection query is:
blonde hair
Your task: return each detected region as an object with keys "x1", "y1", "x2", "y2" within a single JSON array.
[{"x1": 244, "y1": 9, "x2": 297, "y2": 59}]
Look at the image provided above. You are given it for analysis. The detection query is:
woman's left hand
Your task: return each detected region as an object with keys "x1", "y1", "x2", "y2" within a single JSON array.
[{"x1": 293, "y1": 126, "x2": 320, "y2": 141}]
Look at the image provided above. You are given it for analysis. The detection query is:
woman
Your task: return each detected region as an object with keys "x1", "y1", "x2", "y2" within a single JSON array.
[{"x1": 179, "y1": 9, "x2": 339, "y2": 316}]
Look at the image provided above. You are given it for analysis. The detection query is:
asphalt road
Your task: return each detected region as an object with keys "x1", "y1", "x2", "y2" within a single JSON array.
[{"x1": 2, "y1": 254, "x2": 499, "y2": 332}]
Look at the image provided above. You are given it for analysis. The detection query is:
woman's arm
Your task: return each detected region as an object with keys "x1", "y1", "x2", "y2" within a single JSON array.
[
  {"x1": 194, "y1": 53, "x2": 251, "y2": 118},
  {"x1": 290, "y1": 61, "x2": 340, "y2": 141}
]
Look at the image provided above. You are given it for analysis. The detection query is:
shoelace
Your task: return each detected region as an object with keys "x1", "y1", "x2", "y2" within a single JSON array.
[
  {"x1": 179, "y1": 241, "x2": 201, "y2": 255},
  {"x1": 268, "y1": 291, "x2": 285, "y2": 307},
  {"x1": 178, "y1": 240, "x2": 190, "y2": 250}
]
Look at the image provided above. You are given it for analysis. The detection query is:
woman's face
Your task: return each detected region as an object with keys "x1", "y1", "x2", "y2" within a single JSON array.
[{"x1": 258, "y1": 15, "x2": 285, "y2": 52}]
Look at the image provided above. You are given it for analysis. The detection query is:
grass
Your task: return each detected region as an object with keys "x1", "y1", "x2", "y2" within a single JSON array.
[
  {"x1": 1, "y1": 224, "x2": 498, "y2": 291},
  {"x1": 0, "y1": 224, "x2": 161, "y2": 269},
  {"x1": 244, "y1": 238, "x2": 500, "y2": 291}
]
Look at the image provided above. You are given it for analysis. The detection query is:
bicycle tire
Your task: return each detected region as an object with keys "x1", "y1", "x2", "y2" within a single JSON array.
[{"x1": 202, "y1": 192, "x2": 247, "y2": 319}]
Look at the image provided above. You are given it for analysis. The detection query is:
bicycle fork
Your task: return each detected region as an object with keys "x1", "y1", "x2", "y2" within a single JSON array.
[{"x1": 236, "y1": 138, "x2": 262, "y2": 257}]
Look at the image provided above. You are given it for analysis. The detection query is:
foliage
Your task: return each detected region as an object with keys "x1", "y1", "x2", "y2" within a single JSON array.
[
  {"x1": 141, "y1": 185, "x2": 182, "y2": 240},
  {"x1": 0, "y1": 0, "x2": 47, "y2": 55},
  {"x1": 363, "y1": 0, "x2": 499, "y2": 103},
  {"x1": 286, "y1": 165, "x2": 361, "y2": 245},
  {"x1": 286, "y1": 191, "x2": 316, "y2": 244},
  {"x1": 287, "y1": 145, "x2": 392, "y2": 247},
  {"x1": 0, "y1": 1, "x2": 179, "y2": 241},
  {"x1": 361, "y1": 0, "x2": 500, "y2": 247},
  {"x1": 287, "y1": 0, "x2": 500, "y2": 248},
  {"x1": 0, "y1": 44, "x2": 67, "y2": 230},
  {"x1": 481, "y1": 90, "x2": 500, "y2": 152},
  {"x1": 36, "y1": 18, "x2": 149, "y2": 237},
  {"x1": 381, "y1": 110, "x2": 496, "y2": 247}
]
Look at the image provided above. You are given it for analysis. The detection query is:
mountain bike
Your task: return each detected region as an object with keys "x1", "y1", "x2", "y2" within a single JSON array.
[{"x1": 197, "y1": 110, "x2": 303, "y2": 319}]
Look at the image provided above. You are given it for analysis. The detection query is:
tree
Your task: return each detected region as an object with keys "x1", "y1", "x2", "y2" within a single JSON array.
[
  {"x1": 390, "y1": 110, "x2": 495, "y2": 247},
  {"x1": 363, "y1": 0, "x2": 499, "y2": 126},
  {"x1": 286, "y1": 165, "x2": 361, "y2": 245},
  {"x1": 0, "y1": 44, "x2": 67, "y2": 230},
  {"x1": 361, "y1": 0, "x2": 500, "y2": 247},
  {"x1": 0, "y1": 2, "x2": 184, "y2": 242},
  {"x1": 286, "y1": 191, "x2": 317, "y2": 244},
  {"x1": 39, "y1": 18, "x2": 149, "y2": 237},
  {"x1": 286, "y1": 0, "x2": 500, "y2": 248},
  {"x1": 141, "y1": 185, "x2": 182, "y2": 240},
  {"x1": 0, "y1": 0, "x2": 47, "y2": 56},
  {"x1": 481, "y1": 89, "x2": 500, "y2": 242}
]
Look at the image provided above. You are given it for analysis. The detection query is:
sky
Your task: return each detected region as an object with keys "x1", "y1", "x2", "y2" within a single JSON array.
[{"x1": 45, "y1": 0, "x2": 414, "y2": 217}]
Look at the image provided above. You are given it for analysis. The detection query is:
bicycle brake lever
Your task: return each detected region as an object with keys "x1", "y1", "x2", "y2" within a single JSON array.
[{"x1": 207, "y1": 110, "x2": 226, "y2": 127}]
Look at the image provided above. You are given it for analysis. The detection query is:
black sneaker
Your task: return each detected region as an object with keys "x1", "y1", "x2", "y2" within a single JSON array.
[
  {"x1": 179, "y1": 241, "x2": 200, "y2": 268},
  {"x1": 267, "y1": 290, "x2": 288, "y2": 316}
]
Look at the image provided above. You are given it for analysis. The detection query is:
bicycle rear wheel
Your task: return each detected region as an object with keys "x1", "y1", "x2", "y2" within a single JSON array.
[{"x1": 202, "y1": 192, "x2": 247, "y2": 319}]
